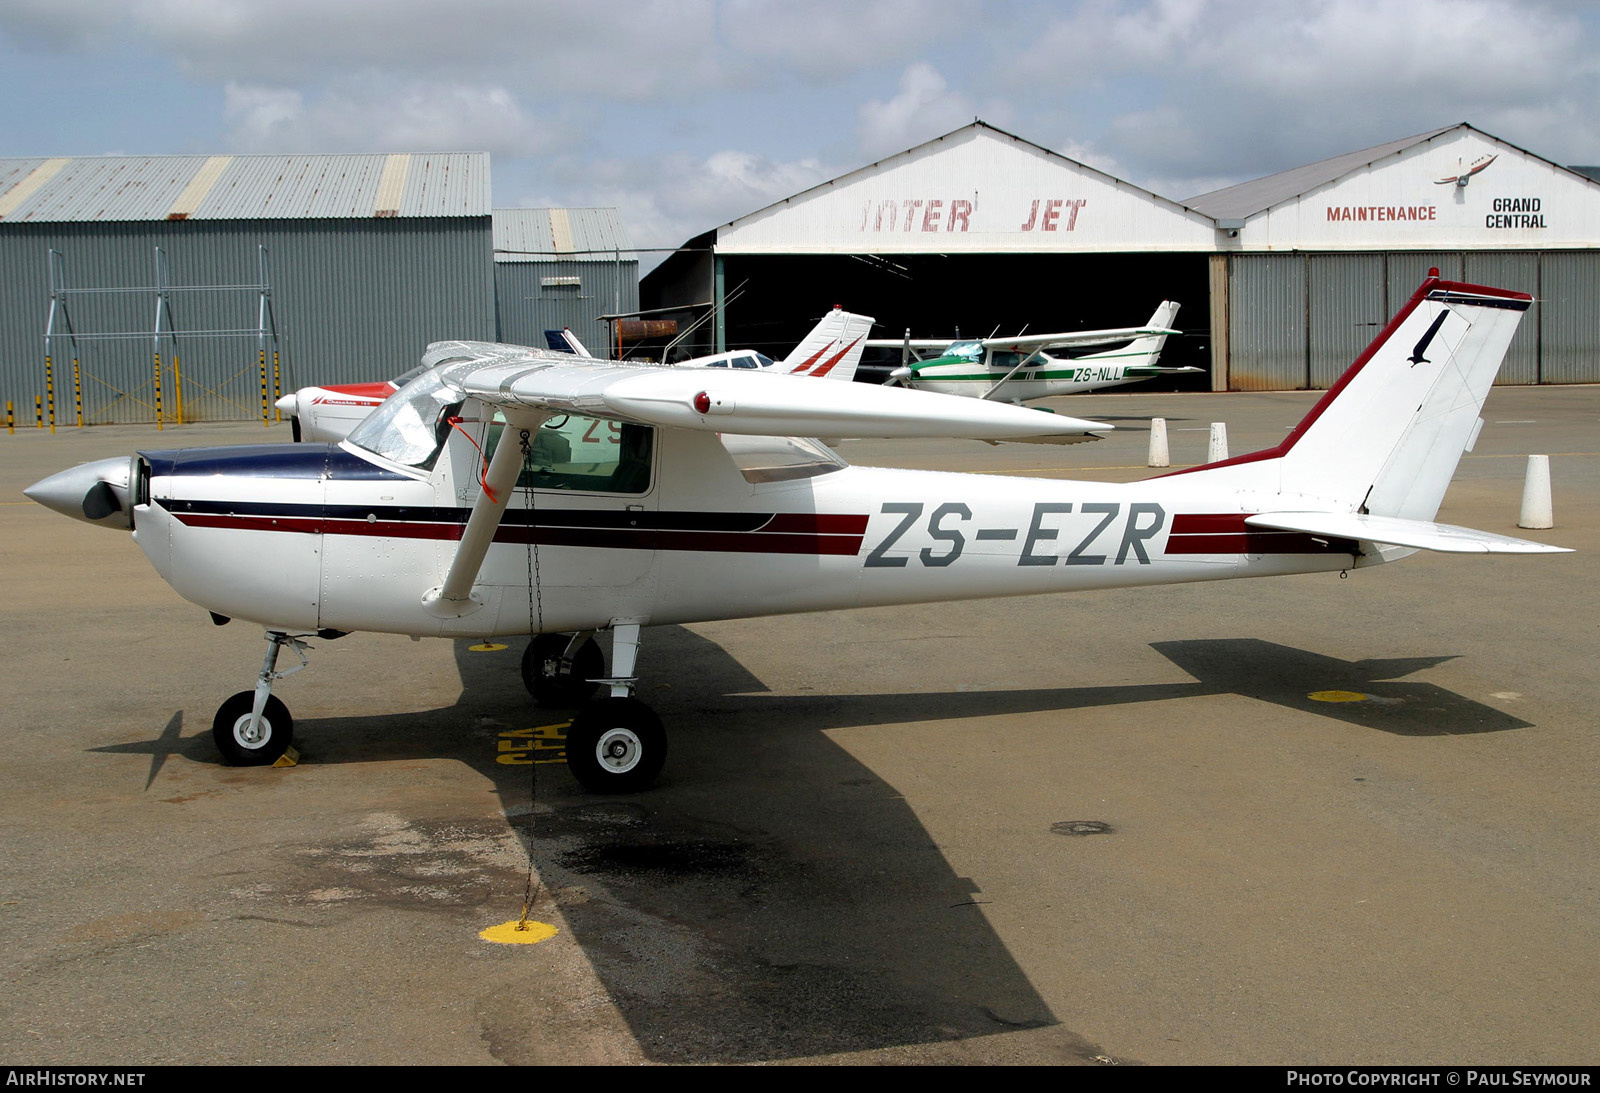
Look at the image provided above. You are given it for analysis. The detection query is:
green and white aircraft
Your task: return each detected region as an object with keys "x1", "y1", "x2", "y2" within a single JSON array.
[{"x1": 868, "y1": 301, "x2": 1197, "y2": 403}]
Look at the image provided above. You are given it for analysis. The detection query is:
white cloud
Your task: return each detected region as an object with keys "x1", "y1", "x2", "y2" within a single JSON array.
[
  {"x1": 224, "y1": 78, "x2": 567, "y2": 156},
  {"x1": 1005, "y1": 0, "x2": 1600, "y2": 192},
  {"x1": 856, "y1": 62, "x2": 976, "y2": 159},
  {"x1": 7, "y1": 0, "x2": 1600, "y2": 229},
  {"x1": 719, "y1": 0, "x2": 981, "y2": 80},
  {"x1": 510, "y1": 147, "x2": 835, "y2": 262},
  {"x1": 5, "y1": 1, "x2": 731, "y2": 101}
]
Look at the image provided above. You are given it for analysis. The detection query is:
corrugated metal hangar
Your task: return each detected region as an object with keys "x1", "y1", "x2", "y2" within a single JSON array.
[
  {"x1": 493, "y1": 207, "x2": 638, "y2": 356},
  {"x1": 0, "y1": 153, "x2": 495, "y2": 423},
  {"x1": 0, "y1": 153, "x2": 635, "y2": 424},
  {"x1": 643, "y1": 121, "x2": 1600, "y2": 391}
]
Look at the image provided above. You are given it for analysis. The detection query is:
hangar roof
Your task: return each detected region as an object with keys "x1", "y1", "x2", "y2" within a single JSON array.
[
  {"x1": 1185, "y1": 123, "x2": 1600, "y2": 224},
  {"x1": 1199, "y1": 123, "x2": 1600, "y2": 250},
  {"x1": 714, "y1": 120, "x2": 1220, "y2": 255},
  {"x1": 1184, "y1": 127, "x2": 1456, "y2": 220},
  {"x1": 493, "y1": 207, "x2": 635, "y2": 262},
  {"x1": 0, "y1": 152, "x2": 490, "y2": 223}
]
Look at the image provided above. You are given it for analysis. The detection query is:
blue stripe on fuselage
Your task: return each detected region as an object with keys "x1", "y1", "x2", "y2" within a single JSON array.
[{"x1": 139, "y1": 444, "x2": 410, "y2": 481}]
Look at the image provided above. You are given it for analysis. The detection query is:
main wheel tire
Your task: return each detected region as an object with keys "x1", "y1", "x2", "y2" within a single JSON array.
[
  {"x1": 212, "y1": 691, "x2": 294, "y2": 766},
  {"x1": 522, "y1": 634, "x2": 603, "y2": 707},
  {"x1": 565, "y1": 698, "x2": 666, "y2": 793}
]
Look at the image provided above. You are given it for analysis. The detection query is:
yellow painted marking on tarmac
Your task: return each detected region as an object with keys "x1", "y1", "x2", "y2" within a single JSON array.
[
  {"x1": 1309, "y1": 690, "x2": 1368, "y2": 703},
  {"x1": 480, "y1": 919, "x2": 558, "y2": 945},
  {"x1": 469, "y1": 642, "x2": 509, "y2": 652},
  {"x1": 497, "y1": 722, "x2": 570, "y2": 765},
  {"x1": 272, "y1": 745, "x2": 300, "y2": 767}
]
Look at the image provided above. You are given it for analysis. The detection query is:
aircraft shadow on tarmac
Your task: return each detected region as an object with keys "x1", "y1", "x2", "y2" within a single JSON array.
[{"x1": 93, "y1": 629, "x2": 1528, "y2": 1064}]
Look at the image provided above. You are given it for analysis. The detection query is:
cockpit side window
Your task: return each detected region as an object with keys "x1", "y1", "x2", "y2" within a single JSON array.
[{"x1": 483, "y1": 411, "x2": 653, "y2": 494}]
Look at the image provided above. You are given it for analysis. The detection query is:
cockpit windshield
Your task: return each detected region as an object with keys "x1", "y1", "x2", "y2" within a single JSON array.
[
  {"x1": 947, "y1": 340, "x2": 984, "y2": 361},
  {"x1": 347, "y1": 365, "x2": 466, "y2": 468}
]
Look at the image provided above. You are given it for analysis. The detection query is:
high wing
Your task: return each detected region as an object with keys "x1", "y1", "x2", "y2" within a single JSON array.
[
  {"x1": 864, "y1": 337, "x2": 966, "y2": 351},
  {"x1": 428, "y1": 340, "x2": 1112, "y2": 440},
  {"x1": 417, "y1": 340, "x2": 1113, "y2": 618},
  {"x1": 980, "y1": 323, "x2": 1181, "y2": 354},
  {"x1": 863, "y1": 324, "x2": 1181, "y2": 355}
]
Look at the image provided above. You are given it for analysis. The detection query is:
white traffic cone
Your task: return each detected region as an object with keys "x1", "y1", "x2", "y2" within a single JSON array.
[
  {"x1": 1519, "y1": 454, "x2": 1554, "y2": 529},
  {"x1": 1208, "y1": 422, "x2": 1229, "y2": 463},
  {"x1": 1148, "y1": 418, "x2": 1170, "y2": 467}
]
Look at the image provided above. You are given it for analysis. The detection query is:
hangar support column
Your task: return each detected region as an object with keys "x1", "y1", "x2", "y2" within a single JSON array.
[
  {"x1": 1208, "y1": 254, "x2": 1230, "y2": 392},
  {"x1": 714, "y1": 254, "x2": 727, "y2": 353}
]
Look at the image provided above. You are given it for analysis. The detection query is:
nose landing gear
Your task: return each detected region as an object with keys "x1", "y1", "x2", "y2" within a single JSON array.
[{"x1": 211, "y1": 631, "x2": 310, "y2": 766}]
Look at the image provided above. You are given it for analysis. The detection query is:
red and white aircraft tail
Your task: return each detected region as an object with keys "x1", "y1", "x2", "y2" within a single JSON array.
[
  {"x1": 1165, "y1": 273, "x2": 1562, "y2": 556},
  {"x1": 780, "y1": 306, "x2": 875, "y2": 381}
]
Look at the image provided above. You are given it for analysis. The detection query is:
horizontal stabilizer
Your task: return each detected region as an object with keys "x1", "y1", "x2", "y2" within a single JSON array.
[{"x1": 1246, "y1": 511, "x2": 1570, "y2": 554}]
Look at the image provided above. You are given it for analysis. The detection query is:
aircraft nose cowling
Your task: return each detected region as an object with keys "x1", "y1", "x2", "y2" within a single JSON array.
[{"x1": 24, "y1": 455, "x2": 136, "y2": 529}]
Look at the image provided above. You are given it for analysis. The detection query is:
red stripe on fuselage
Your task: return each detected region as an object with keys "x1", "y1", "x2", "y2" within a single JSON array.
[
  {"x1": 171, "y1": 510, "x2": 868, "y2": 555},
  {"x1": 1166, "y1": 512, "x2": 1354, "y2": 555}
]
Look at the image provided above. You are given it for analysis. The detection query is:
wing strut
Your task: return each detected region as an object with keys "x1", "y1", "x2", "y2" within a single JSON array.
[
  {"x1": 423, "y1": 409, "x2": 551, "y2": 618},
  {"x1": 982, "y1": 348, "x2": 1045, "y2": 401}
]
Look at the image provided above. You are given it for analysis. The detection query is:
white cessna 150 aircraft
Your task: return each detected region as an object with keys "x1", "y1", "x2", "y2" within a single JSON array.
[
  {"x1": 867, "y1": 301, "x2": 1198, "y2": 402},
  {"x1": 25, "y1": 274, "x2": 1566, "y2": 792},
  {"x1": 276, "y1": 306, "x2": 875, "y2": 443}
]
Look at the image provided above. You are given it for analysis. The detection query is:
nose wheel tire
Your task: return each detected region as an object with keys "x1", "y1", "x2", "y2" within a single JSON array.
[
  {"x1": 212, "y1": 691, "x2": 294, "y2": 766},
  {"x1": 565, "y1": 698, "x2": 666, "y2": 793},
  {"x1": 522, "y1": 634, "x2": 603, "y2": 707}
]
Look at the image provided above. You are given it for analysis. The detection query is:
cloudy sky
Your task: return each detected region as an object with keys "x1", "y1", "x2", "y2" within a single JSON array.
[{"x1": 3, "y1": 0, "x2": 1598, "y2": 265}]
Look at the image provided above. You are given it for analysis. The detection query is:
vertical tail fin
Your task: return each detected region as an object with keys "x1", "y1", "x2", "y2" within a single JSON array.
[
  {"x1": 1119, "y1": 300, "x2": 1181, "y2": 366},
  {"x1": 1166, "y1": 276, "x2": 1531, "y2": 521},
  {"x1": 782, "y1": 307, "x2": 876, "y2": 382},
  {"x1": 544, "y1": 328, "x2": 594, "y2": 357}
]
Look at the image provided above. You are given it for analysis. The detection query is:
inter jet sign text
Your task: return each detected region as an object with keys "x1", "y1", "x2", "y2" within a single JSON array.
[{"x1": 858, "y1": 197, "x2": 1087, "y2": 234}]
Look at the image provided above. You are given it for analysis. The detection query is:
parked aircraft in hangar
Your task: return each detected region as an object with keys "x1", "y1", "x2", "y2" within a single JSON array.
[{"x1": 868, "y1": 301, "x2": 1197, "y2": 403}]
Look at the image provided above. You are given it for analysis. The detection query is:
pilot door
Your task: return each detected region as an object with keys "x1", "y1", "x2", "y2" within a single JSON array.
[{"x1": 475, "y1": 410, "x2": 660, "y2": 635}]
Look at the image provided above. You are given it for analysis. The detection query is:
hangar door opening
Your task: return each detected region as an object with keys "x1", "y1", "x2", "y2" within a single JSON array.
[{"x1": 714, "y1": 252, "x2": 1213, "y2": 389}]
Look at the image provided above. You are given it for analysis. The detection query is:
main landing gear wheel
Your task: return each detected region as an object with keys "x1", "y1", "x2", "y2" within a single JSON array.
[
  {"x1": 212, "y1": 691, "x2": 294, "y2": 766},
  {"x1": 522, "y1": 634, "x2": 603, "y2": 707},
  {"x1": 565, "y1": 698, "x2": 666, "y2": 793}
]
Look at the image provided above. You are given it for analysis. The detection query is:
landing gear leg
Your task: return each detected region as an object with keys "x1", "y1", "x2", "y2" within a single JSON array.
[
  {"x1": 212, "y1": 631, "x2": 309, "y2": 766},
  {"x1": 566, "y1": 619, "x2": 666, "y2": 793},
  {"x1": 521, "y1": 631, "x2": 601, "y2": 707}
]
